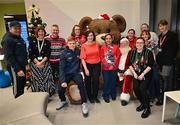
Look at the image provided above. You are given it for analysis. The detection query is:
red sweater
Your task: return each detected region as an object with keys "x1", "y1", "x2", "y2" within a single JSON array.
[
  {"x1": 80, "y1": 42, "x2": 100, "y2": 64},
  {"x1": 47, "y1": 35, "x2": 66, "y2": 64},
  {"x1": 100, "y1": 44, "x2": 121, "y2": 71},
  {"x1": 129, "y1": 36, "x2": 137, "y2": 49}
]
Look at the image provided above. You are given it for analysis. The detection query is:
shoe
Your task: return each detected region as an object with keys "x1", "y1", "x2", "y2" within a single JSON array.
[
  {"x1": 121, "y1": 100, "x2": 128, "y2": 106},
  {"x1": 155, "y1": 99, "x2": 163, "y2": 106},
  {"x1": 141, "y1": 108, "x2": 151, "y2": 118},
  {"x1": 82, "y1": 103, "x2": 89, "y2": 117},
  {"x1": 103, "y1": 98, "x2": 110, "y2": 103},
  {"x1": 112, "y1": 97, "x2": 116, "y2": 101},
  {"x1": 136, "y1": 104, "x2": 144, "y2": 112},
  {"x1": 89, "y1": 98, "x2": 95, "y2": 103},
  {"x1": 94, "y1": 98, "x2": 101, "y2": 103},
  {"x1": 56, "y1": 101, "x2": 68, "y2": 110}
]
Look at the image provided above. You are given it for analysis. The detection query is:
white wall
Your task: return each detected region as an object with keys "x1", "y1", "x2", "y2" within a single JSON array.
[{"x1": 24, "y1": 0, "x2": 149, "y2": 39}]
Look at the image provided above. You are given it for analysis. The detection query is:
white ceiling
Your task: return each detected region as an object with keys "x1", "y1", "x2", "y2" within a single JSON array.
[{"x1": 0, "y1": 0, "x2": 24, "y2": 4}]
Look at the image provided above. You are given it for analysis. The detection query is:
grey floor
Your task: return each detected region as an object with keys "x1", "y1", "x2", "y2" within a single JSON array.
[
  {"x1": 47, "y1": 93, "x2": 180, "y2": 125},
  {"x1": 1, "y1": 86, "x2": 180, "y2": 125}
]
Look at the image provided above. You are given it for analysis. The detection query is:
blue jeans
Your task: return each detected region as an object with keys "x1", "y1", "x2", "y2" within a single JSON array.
[{"x1": 102, "y1": 70, "x2": 117, "y2": 99}]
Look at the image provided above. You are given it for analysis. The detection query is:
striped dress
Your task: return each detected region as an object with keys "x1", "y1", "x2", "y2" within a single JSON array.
[{"x1": 28, "y1": 39, "x2": 55, "y2": 96}]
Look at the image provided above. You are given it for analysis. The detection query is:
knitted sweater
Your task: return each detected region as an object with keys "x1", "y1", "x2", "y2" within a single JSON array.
[{"x1": 47, "y1": 35, "x2": 66, "y2": 64}]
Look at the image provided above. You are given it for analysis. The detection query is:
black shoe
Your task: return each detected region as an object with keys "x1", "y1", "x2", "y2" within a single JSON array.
[
  {"x1": 155, "y1": 99, "x2": 163, "y2": 106},
  {"x1": 103, "y1": 98, "x2": 110, "y2": 103},
  {"x1": 94, "y1": 98, "x2": 101, "y2": 103},
  {"x1": 136, "y1": 104, "x2": 144, "y2": 112},
  {"x1": 121, "y1": 100, "x2": 128, "y2": 106},
  {"x1": 141, "y1": 108, "x2": 151, "y2": 118},
  {"x1": 89, "y1": 99, "x2": 95, "y2": 103},
  {"x1": 112, "y1": 97, "x2": 116, "y2": 101}
]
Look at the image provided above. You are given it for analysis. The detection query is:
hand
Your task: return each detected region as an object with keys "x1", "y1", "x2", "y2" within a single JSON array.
[
  {"x1": 133, "y1": 73, "x2": 138, "y2": 79},
  {"x1": 36, "y1": 62, "x2": 44, "y2": 68},
  {"x1": 85, "y1": 69, "x2": 90, "y2": 76},
  {"x1": 17, "y1": 70, "x2": 25, "y2": 77},
  {"x1": 138, "y1": 73, "x2": 145, "y2": 81},
  {"x1": 26, "y1": 65, "x2": 30, "y2": 70},
  {"x1": 61, "y1": 82, "x2": 67, "y2": 88},
  {"x1": 119, "y1": 73, "x2": 124, "y2": 77}
]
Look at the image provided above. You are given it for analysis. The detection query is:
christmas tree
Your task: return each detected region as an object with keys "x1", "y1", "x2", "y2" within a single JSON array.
[{"x1": 27, "y1": 4, "x2": 47, "y2": 41}]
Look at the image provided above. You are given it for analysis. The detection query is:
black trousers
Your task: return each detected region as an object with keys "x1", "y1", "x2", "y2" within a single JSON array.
[
  {"x1": 133, "y1": 76, "x2": 151, "y2": 108},
  {"x1": 84, "y1": 62, "x2": 101, "y2": 100},
  {"x1": 58, "y1": 73, "x2": 87, "y2": 103},
  {"x1": 8, "y1": 66, "x2": 26, "y2": 98},
  {"x1": 50, "y1": 63, "x2": 59, "y2": 83}
]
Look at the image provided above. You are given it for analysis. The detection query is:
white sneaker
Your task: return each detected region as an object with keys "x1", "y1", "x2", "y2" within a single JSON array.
[
  {"x1": 56, "y1": 101, "x2": 68, "y2": 110},
  {"x1": 82, "y1": 103, "x2": 89, "y2": 117}
]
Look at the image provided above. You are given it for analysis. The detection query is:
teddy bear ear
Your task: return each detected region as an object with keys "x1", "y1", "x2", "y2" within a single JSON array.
[
  {"x1": 79, "y1": 16, "x2": 92, "y2": 34},
  {"x1": 112, "y1": 15, "x2": 126, "y2": 32}
]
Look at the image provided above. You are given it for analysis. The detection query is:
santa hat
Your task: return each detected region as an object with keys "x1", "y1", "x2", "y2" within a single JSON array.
[{"x1": 98, "y1": 14, "x2": 113, "y2": 20}]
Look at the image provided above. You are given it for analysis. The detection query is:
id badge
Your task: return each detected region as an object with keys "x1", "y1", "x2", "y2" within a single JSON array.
[{"x1": 37, "y1": 56, "x2": 43, "y2": 60}]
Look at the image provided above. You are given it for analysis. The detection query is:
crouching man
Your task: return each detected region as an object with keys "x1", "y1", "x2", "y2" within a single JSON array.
[{"x1": 56, "y1": 38, "x2": 89, "y2": 117}]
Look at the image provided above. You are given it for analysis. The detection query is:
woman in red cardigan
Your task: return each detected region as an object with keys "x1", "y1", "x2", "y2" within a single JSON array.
[{"x1": 100, "y1": 34, "x2": 121, "y2": 103}]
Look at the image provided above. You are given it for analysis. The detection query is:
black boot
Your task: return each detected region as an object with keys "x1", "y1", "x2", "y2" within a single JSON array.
[
  {"x1": 94, "y1": 98, "x2": 101, "y2": 103},
  {"x1": 136, "y1": 104, "x2": 144, "y2": 112},
  {"x1": 141, "y1": 108, "x2": 151, "y2": 118},
  {"x1": 156, "y1": 94, "x2": 163, "y2": 106},
  {"x1": 103, "y1": 98, "x2": 110, "y2": 103},
  {"x1": 121, "y1": 100, "x2": 128, "y2": 106}
]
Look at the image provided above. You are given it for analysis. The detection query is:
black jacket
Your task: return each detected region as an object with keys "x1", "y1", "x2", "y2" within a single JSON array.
[
  {"x1": 28, "y1": 38, "x2": 51, "y2": 62},
  {"x1": 59, "y1": 47, "x2": 80, "y2": 84},
  {"x1": 156, "y1": 31, "x2": 179, "y2": 66},
  {"x1": 2, "y1": 32, "x2": 28, "y2": 72}
]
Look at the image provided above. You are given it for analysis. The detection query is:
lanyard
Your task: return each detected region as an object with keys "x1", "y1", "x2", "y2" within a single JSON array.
[
  {"x1": 37, "y1": 39, "x2": 45, "y2": 55},
  {"x1": 160, "y1": 35, "x2": 166, "y2": 46}
]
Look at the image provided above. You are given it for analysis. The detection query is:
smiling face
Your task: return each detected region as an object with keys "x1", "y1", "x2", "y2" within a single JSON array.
[
  {"x1": 105, "y1": 34, "x2": 113, "y2": 45},
  {"x1": 10, "y1": 26, "x2": 21, "y2": 36},
  {"x1": 136, "y1": 38, "x2": 145, "y2": 51},
  {"x1": 87, "y1": 32, "x2": 94, "y2": 42},
  {"x1": 127, "y1": 29, "x2": 135, "y2": 40},
  {"x1": 141, "y1": 24, "x2": 149, "y2": 32},
  {"x1": 37, "y1": 29, "x2": 45, "y2": 39},
  {"x1": 158, "y1": 24, "x2": 168, "y2": 33},
  {"x1": 51, "y1": 25, "x2": 59, "y2": 38},
  {"x1": 74, "y1": 26, "x2": 81, "y2": 36},
  {"x1": 67, "y1": 40, "x2": 76, "y2": 51}
]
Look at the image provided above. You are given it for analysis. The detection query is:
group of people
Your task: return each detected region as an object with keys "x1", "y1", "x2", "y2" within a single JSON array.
[{"x1": 2, "y1": 19, "x2": 179, "y2": 118}]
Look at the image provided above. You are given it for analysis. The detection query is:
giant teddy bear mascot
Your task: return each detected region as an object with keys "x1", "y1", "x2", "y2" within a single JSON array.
[{"x1": 79, "y1": 14, "x2": 126, "y2": 45}]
